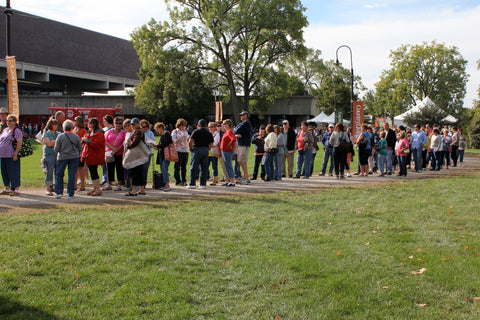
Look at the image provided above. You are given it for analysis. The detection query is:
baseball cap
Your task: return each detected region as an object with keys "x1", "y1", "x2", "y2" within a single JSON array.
[
  {"x1": 239, "y1": 111, "x2": 250, "y2": 117},
  {"x1": 0, "y1": 107, "x2": 8, "y2": 114},
  {"x1": 197, "y1": 119, "x2": 207, "y2": 127},
  {"x1": 328, "y1": 123, "x2": 334, "y2": 128},
  {"x1": 282, "y1": 120, "x2": 289, "y2": 124},
  {"x1": 131, "y1": 118, "x2": 140, "y2": 125}
]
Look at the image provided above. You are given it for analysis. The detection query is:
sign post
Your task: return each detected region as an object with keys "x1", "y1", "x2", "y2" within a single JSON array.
[{"x1": 6, "y1": 56, "x2": 20, "y2": 119}]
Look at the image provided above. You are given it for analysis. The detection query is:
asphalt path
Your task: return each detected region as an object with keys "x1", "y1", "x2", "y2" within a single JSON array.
[{"x1": 1, "y1": 154, "x2": 478, "y2": 213}]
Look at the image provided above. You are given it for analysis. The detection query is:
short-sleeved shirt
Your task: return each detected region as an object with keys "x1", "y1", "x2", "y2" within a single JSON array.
[
  {"x1": 105, "y1": 129, "x2": 126, "y2": 155},
  {"x1": 190, "y1": 128, "x2": 213, "y2": 149},
  {"x1": 43, "y1": 130, "x2": 60, "y2": 155},
  {"x1": 0, "y1": 127, "x2": 23, "y2": 158}
]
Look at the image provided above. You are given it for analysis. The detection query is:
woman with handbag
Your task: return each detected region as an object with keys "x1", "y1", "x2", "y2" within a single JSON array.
[
  {"x1": 396, "y1": 131, "x2": 410, "y2": 177},
  {"x1": 154, "y1": 122, "x2": 173, "y2": 192},
  {"x1": 208, "y1": 122, "x2": 221, "y2": 186},
  {"x1": 329, "y1": 122, "x2": 350, "y2": 179},
  {"x1": 124, "y1": 118, "x2": 147, "y2": 196},
  {"x1": 103, "y1": 117, "x2": 126, "y2": 191},
  {"x1": 42, "y1": 117, "x2": 60, "y2": 196},
  {"x1": 264, "y1": 124, "x2": 277, "y2": 182},
  {"x1": 81, "y1": 117, "x2": 105, "y2": 196},
  {"x1": 171, "y1": 118, "x2": 189, "y2": 186},
  {"x1": 0, "y1": 114, "x2": 23, "y2": 196}
]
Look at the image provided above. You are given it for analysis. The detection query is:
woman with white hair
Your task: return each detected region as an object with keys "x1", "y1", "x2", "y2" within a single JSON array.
[{"x1": 54, "y1": 120, "x2": 82, "y2": 199}]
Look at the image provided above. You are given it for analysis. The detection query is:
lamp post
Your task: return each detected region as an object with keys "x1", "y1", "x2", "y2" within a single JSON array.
[
  {"x1": 335, "y1": 45, "x2": 354, "y2": 124},
  {"x1": 4, "y1": 0, "x2": 13, "y2": 56}
]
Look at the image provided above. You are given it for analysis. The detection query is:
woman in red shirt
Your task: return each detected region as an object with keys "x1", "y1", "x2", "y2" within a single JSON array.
[
  {"x1": 220, "y1": 119, "x2": 236, "y2": 187},
  {"x1": 81, "y1": 117, "x2": 105, "y2": 196}
]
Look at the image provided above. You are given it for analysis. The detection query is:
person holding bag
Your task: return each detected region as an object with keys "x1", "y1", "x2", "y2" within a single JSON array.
[
  {"x1": 0, "y1": 114, "x2": 23, "y2": 196},
  {"x1": 103, "y1": 117, "x2": 126, "y2": 191},
  {"x1": 153, "y1": 122, "x2": 173, "y2": 192},
  {"x1": 81, "y1": 117, "x2": 105, "y2": 196},
  {"x1": 124, "y1": 118, "x2": 147, "y2": 196}
]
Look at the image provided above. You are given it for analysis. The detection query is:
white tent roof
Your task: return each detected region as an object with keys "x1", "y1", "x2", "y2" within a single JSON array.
[
  {"x1": 442, "y1": 115, "x2": 458, "y2": 123},
  {"x1": 394, "y1": 96, "x2": 457, "y2": 126},
  {"x1": 309, "y1": 111, "x2": 350, "y2": 125}
]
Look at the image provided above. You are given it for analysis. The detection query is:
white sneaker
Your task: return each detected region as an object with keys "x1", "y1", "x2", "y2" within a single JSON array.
[
  {"x1": 87, "y1": 179, "x2": 93, "y2": 185},
  {"x1": 346, "y1": 173, "x2": 352, "y2": 177},
  {"x1": 114, "y1": 185, "x2": 123, "y2": 191},
  {"x1": 200, "y1": 185, "x2": 206, "y2": 189},
  {"x1": 55, "y1": 194, "x2": 64, "y2": 199},
  {"x1": 186, "y1": 185, "x2": 196, "y2": 189},
  {"x1": 102, "y1": 184, "x2": 112, "y2": 191}
]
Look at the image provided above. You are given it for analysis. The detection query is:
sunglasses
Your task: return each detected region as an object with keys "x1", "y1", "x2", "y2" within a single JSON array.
[
  {"x1": 115, "y1": 122, "x2": 123, "y2": 125},
  {"x1": 6, "y1": 119, "x2": 14, "y2": 122},
  {"x1": 142, "y1": 126, "x2": 149, "y2": 128}
]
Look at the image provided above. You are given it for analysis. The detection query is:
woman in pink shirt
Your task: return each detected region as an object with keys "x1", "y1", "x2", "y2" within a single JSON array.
[
  {"x1": 103, "y1": 117, "x2": 126, "y2": 191},
  {"x1": 396, "y1": 131, "x2": 409, "y2": 176}
]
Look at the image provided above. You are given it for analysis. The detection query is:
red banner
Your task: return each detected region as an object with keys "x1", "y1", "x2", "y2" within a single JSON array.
[
  {"x1": 6, "y1": 56, "x2": 20, "y2": 119},
  {"x1": 352, "y1": 101, "x2": 364, "y2": 141}
]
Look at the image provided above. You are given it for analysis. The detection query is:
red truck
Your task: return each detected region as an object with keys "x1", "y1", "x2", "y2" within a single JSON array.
[{"x1": 48, "y1": 106, "x2": 123, "y2": 121}]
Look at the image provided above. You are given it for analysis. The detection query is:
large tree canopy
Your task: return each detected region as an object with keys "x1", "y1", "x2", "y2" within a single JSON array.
[
  {"x1": 369, "y1": 41, "x2": 468, "y2": 117},
  {"x1": 131, "y1": 0, "x2": 308, "y2": 122}
]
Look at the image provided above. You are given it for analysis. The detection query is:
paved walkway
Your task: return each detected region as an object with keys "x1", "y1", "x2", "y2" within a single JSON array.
[{"x1": 1, "y1": 154, "x2": 478, "y2": 213}]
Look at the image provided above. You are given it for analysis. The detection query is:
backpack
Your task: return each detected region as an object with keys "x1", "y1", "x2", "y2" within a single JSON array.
[{"x1": 12, "y1": 127, "x2": 34, "y2": 158}]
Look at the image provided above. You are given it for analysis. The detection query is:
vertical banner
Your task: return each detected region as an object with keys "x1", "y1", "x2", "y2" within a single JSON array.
[
  {"x1": 215, "y1": 101, "x2": 223, "y2": 122},
  {"x1": 6, "y1": 56, "x2": 20, "y2": 119},
  {"x1": 352, "y1": 101, "x2": 364, "y2": 141}
]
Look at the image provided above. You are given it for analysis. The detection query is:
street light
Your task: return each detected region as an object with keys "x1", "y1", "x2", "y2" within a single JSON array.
[
  {"x1": 4, "y1": 0, "x2": 13, "y2": 56},
  {"x1": 335, "y1": 45, "x2": 354, "y2": 124}
]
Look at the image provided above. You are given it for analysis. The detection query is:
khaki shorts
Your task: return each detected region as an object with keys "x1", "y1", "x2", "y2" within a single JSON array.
[{"x1": 237, "y1": 145, "x2": 250, "y2": 163}]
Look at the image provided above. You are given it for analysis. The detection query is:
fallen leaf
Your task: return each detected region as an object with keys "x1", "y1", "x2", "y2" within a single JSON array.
[
  {"x1": 400, "y1": 262, "x2": 407, "y2": 266},
  {"x1": 409, "y1": 255, "x2": 414, "y2": 259},
  {"x1": 416, "y1": 303, "x2": 427, "y2": 307},
  {"x1": 465, "y1": 246, "x2": 470, "y2": 250},
  {"x1": 136, "y1": 231, "x2": 145, "y2": 235},
  {"x1": 381, "y1": 286, "x2": 389, "y2": 289},
  {"x1": 474, "y1": 297, "x2": 480, "y2": 301},
  {"x1": 75, "y1": 273, "x2": 80, "y2": 278},
  {"x1": 372, "y1": 230, "x2": 378, "y2": 234},
  {"x1": 417, "y1": 248, "x2": 423, "y2": 252},
  {"x1": 443, "y1": 258, "x2": 448, "y2": 261},
  {"x1": 365, "y1": 242, "x2": 371, "y2": 246},
  {"x1": 336, "y1": 251, "x2": 342, "y2": 256},
  {"x1": 411, "y1": 268, "x2": 427, "y2": 275}
]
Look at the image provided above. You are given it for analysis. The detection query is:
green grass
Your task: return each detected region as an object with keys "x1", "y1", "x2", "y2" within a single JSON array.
[
  {"x1": 20, "y1": 140, "x2": 353, "y2": 188},
  {"x1": 1, "y1": 175, "x2": 480, "y2": 319}
]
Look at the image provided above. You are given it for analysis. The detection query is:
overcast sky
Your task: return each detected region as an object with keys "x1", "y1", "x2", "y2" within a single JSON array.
[{"x1": 9, "y1": 0, "x2": 480, "y2": 109}]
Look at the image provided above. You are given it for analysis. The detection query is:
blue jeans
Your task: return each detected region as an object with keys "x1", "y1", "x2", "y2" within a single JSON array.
[
  {"x1": 222, "y1": 151, "x2": 235, "y2": 178},
  {"x1": 209, "y1": 156, "x2": 218, "y2": 177},
  {"x1": 161, "y1": 159, "x2": 170, "y2": 183},
  {"x1": 296, "y1": 149, "x2": 312, "y2": 178},
  {"x1": 189, "y1": 147, "x2": 209, "y2": 186},
  {"x1": 412, "y1": 147, "x2": 423, "y2": 171},
  {"x1": 274, "y1": 153, "x2": 283, "y2": 180},
  {"x1": 141, "y1": 154, "x2": 152, "y2": 186},
  {"x1": 1, "y1": 157, "x2": 20, "y2": 189},
  {"x1": 45, "y1": 153, "x2": 57, "y2": 187},
  {"x1": 55, "y1": 157, "x2": 80, "y2": 197},
  {"x1": 265, "y1": 152, "x2": 275, "y2": 180},
  {"x1": 398, "y1": 155, "x2": 407, "y2": 176},
  {"x1": 386, "y1": 148, "x2": 394, "y2": 173},
  {"x1": 378, "y1": 153, "x2": 387, "y2": 174},
  {"x1": 321, "y1": 147, "x2": 334, "y2": 174}
]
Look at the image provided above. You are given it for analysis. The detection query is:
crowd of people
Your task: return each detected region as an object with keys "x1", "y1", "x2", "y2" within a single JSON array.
[{"x1": 0, "y1": 106, "x2": 468, "y2": 198}]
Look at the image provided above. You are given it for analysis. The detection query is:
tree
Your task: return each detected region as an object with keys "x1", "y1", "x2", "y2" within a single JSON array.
[
  {"x1": 131, "y1": 0, "x2": 308, "y2": 122},
  {"x1": 373, "y1": 41, "x2": 468, "y2": 116}
]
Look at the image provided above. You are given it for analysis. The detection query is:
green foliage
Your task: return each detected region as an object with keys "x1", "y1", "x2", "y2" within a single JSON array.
[
  {"x1": 131, "y1": 20, "x2": 212, "y2": 123},
  {"x1": 131, "y1": 0, "x2": 308, "y2": 121},
  {"x1": 467, "y1": 116, "x2": 480, "y2": 149},
  {"x1": 372, "y1": 41, "x2": 468, "y2": 117}
]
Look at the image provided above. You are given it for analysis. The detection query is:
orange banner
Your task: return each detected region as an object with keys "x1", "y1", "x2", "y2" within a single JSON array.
[
  {"x1": 215, "y1": 101, "x2": 223, "y2": 122},
  {"x1": 352, "y1": 101, "x2": 364, "y2": 141},
  {"x1": 6, "y1": 56, "x2": 20, "y2": 119}
]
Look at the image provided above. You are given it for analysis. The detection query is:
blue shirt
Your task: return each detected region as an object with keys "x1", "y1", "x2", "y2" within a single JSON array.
[
  {"x1": 321, "y1": 131, "x2": 332, "y2": 147},
  {"x1": 411, "y1": 130, "x2": 427, "y2": 149},
  {"x1": 362, "y1": 132, "x2": 371, "y2": 150},
  {"x1": 234, "y1": 120, "x2": 252, "y2": 146}
]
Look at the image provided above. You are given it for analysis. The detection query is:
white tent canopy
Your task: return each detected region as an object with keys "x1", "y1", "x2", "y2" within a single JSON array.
[
  {"x1": 394, "y1": 96, "x2": 457, "y2": 127},
  {"x1": 309, "y1": 111, "x2": 350, "y2": 125}
]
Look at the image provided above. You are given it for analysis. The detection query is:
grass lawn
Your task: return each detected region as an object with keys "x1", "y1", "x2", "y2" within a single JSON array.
[{"x1": 1, "y1": 173, "x2": 480, "y2": 319}]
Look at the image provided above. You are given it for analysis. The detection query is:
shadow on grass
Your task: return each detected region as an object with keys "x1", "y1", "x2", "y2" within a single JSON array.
[{"x1": 0, "y1": 296, "x2": 60, "y2": 319}]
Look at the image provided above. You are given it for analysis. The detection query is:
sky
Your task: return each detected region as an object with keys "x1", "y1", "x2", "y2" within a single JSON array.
[{"x1": 8, "y1": 0, "x2": 480, "y2": 109}]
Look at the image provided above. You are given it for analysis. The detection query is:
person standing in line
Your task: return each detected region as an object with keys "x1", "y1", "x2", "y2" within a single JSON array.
[
  {"x1": 43, "y1": 117, "x2": 60, "y2": 196},
  {"x1": 103, "y1": 117, "x2": 126, "y2": 191},
  {"x1": 273, "y1": 125, "x2": 284, "y2": 181},
  {"x1": 140, "y1": 119, "x2": 155, "y2": 188},
  {"x1": 450, "y1": 126, "x2": 459, "y2": 167},
  {"x1": 0, "y1": 114, "x2": 22, "y2": 196},
  {"x1": 356, "y1": 124, "x2": 371, "y2": 177},
  {"x1": 294, "y1": 121, "x2": 314, "y2": 179},
  {"x1": 234, "y1": 111, "x2": 252, "y2": 185},
  {"x1": 457, "y1": 128, "x2": 466, "y2": 164},
  {"x1": 54, "y1": 111, "x2": 65, "y2": 133},
  {"x1": 124, "y1": 118, "x2": 147, "y2": 196},
  {"x1": 153, "y1": 122, "x2": 173, "y2": 192},
  {"x1": 377, "y1": 131, "x2": 388, "y2": 176},
  {"x1": 81, "y1": 117, "x2": 105, "y2": 196},
  {"x1": 220, "y1": 119, "x2": 236, "y2": 187},
  {"x1": 54, "y1": 120, "x2": 82, "y2": 199},
  {"x1": 396, "y1": 131, "x2": 410, "y2": 177},
  {"x1": 73, "y1": 116, "x2": 88, "y2": 191},
  {"x1": 329, "y1": 122, "x2": 349, "y2": 179},
  {"x1": 208, "y1": 121, "x2": 221, "y2": 186},
  {"x1": 282, "y1": 120, "x2": 296, "y2": 178},
  {"x1": 383, "y1": 122, "x2": 397, "y2": 175},
  {"x1": 251, "y1": 125, "x2": 266, "y2": 180},
  {"x1": 264, "y1": 124, "x2": 277, "y2": 182},
  {"x1": 187, "y1": 119, "x2": 214, "y2": 189},
  {"x1": 410, "y1": 124, "x2": 427, "y2": 172},
  {"x1": 319, "y1": 124, "x2": 335, "y2": 176},
  {"x1": 429, "y1": 128, "x2": 442, "y2": 171},
  {"x1": 101, "y1": 115, "x2": 114, "y2": 186},
  {"x1": 171, "y1": 118, "x2": 189, "y2": 186}
]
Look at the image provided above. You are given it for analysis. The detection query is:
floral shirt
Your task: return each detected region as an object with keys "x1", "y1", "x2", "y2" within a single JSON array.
[
  {"x1": 172, "y1": 128, "x2": 189, "y2": 153},
  {"x1": 0, "y1": 127, "x2": 23, "y2": 158}
]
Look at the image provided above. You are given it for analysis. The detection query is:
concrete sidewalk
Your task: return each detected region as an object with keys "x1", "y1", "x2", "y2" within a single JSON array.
[{"x1": 1, "y1": 154, "x2": 478, "y2": 212}]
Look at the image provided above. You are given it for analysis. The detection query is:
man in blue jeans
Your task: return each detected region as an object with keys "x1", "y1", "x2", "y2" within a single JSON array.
[
  {"x1": 187, "y1": 119, "x2": 213, "y2": 189},
  {"x1": 411, "y1": 124, "x2": 427, "y2": 172},
  {"x1": 319, "y1": 124, "x2": 334, "y2": 176}
]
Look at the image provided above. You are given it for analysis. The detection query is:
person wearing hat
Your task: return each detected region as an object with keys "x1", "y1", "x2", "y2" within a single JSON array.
[
  {"x1": 187, "y1": 119, "x2": 214, "y2": 189},
  {"x1": 282, "y1": 120, "x2": 296, "y2": 178},
  {"x1": 319, "y1": 124, "x2": 335, "y2": 176},
  {"x1": 234, "y1": 111, "x2": 252, "y2": 184},
  {"x1": 0, "y1": 107, "x2": 8, "y2": 133}
]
